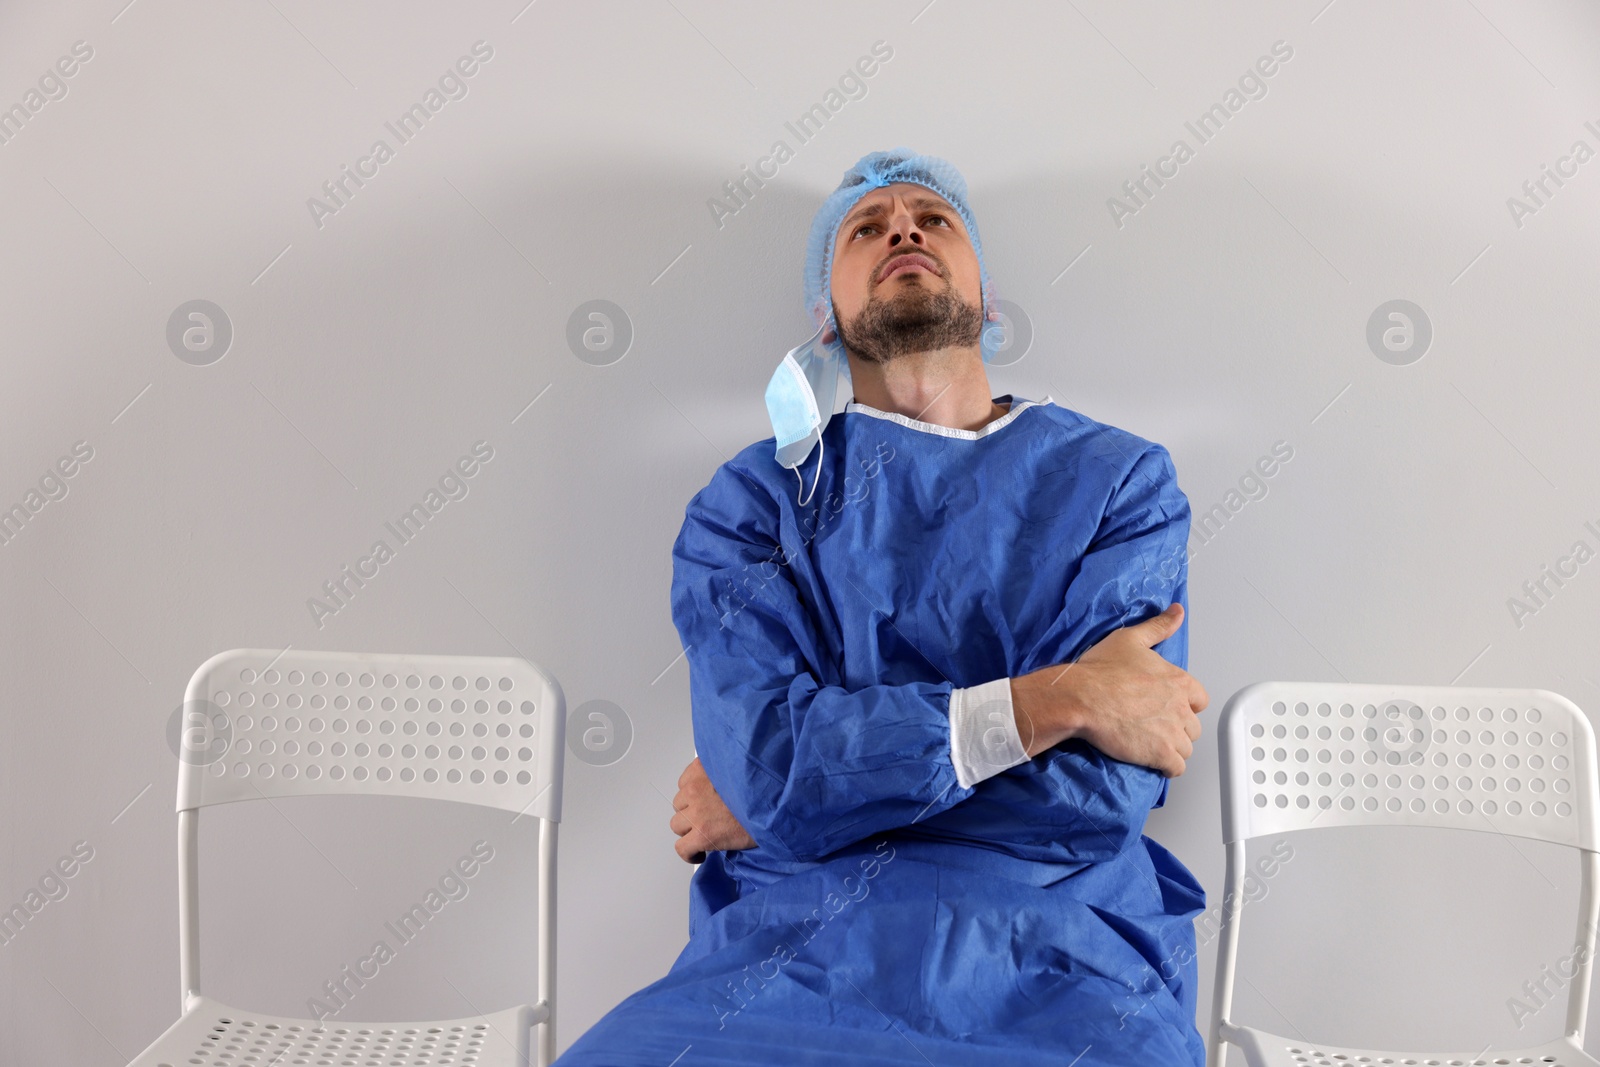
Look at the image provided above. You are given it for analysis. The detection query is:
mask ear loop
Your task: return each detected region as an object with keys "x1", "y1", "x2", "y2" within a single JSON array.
[
  {"x1": 792, "y1": 316, "x2": 837, "y2": 508},
  {"x1": 793, "y1": 432, "x2": 824, "y2": 507}
]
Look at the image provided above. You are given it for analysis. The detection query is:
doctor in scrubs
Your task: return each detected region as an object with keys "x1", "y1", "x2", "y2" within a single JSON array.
[{"x1": 554, "y1": 149, "x2": 1211, "y2": 1067}]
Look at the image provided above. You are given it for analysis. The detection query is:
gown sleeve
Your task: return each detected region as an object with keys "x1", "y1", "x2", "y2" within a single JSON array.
[
  {"x1": 670, "y1": 459, "x2": 975, "y2": 865},
  {"x1": 1040, "y1": 441, "x2": 1189, "y2": 674},
  {"x1": 983, "y1": 440, "x2": 1193, "y2": 850},
  {"x1": 908, "y1": 439, "x2": 1194, "y2": 867}
]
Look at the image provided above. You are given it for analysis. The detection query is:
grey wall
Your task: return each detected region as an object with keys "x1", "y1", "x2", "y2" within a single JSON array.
[{"x1": 3, "y1": 1, "x2": 1598, "y2": 1062}]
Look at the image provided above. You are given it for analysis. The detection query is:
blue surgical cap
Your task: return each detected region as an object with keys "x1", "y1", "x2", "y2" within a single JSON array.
[{"x1": 802, "y1": 148, "x2": 1001, "y2": 362}]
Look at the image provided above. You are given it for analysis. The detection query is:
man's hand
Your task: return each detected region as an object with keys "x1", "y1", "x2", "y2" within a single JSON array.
[
  {"x1": 670, "y1": 757, "x2": 757, "y2": 864},
  {"x1": 1009, "y1": 603, "x2": 1208, "y2": 777}
]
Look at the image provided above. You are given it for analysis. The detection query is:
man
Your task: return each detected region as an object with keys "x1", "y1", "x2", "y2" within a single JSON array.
[{"x1": 555, "y1": 149, "x2": 1209, "y2": 1066}]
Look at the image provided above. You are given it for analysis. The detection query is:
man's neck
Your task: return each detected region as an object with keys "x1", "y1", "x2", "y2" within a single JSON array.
[{"x1": 844, "y1": 345, "x2": 1007, "y2": 431}]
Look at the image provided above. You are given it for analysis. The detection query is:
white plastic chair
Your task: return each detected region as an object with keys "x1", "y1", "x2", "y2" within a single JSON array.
[
  {"x1": 128, "y1": 649, "x2": 566, "y2": 1067},
  {"x1": 1209, "y1": 682, "x2": 1600, "y2": 1066}
]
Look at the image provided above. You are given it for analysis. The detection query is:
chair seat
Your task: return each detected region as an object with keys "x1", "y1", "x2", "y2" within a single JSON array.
[
  {"x1": 128, "y1": 995, "x2": 537, "y2": 1066},
  {"x1": 1223, "y1": 1025, "x2": 1600, "y2": 1067}
]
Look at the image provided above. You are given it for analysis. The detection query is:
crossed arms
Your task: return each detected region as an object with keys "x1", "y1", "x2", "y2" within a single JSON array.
[{"x1": 666, "y1": 444, "x2": 1209, "y2": 866}]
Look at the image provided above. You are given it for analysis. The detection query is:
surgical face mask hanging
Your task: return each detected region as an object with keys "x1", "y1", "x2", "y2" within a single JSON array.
[{"x1": 764, "y1": 323, "x2": 849, "y2": 507}]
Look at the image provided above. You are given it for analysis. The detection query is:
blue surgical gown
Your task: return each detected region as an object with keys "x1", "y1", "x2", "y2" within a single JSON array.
[{"x1": 555, "y1": 396, "x2": 1206, "y2": 1066}]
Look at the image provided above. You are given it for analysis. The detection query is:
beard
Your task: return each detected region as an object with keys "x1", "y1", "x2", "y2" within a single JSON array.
[{"x1": 833, "y1": 280, "x2": 984, "y2": 366}]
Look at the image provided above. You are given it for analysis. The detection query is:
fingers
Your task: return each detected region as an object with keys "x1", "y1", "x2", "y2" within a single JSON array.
[
  {"x1": 1153, "y1": 718, "x2": 1198, "y2": 778},
  {"x1": 1173, "y1": 743, "x2": 1192, "y2": 776},
  {"x1": 674, "y1": 819, "x2": 714, "y2": 862},
  {"x1": 1188, "y1": 674, "x2": 1210, "y2": 714},
  {"x1": 672, "y1": 763, "x2": 747, "y2": 861},
  {"x1": 1127, "y1": 602, "x2": 1184, "y2": 649},
  {"x1": 677, "y1": 757, "x2": 703, "y2": 790},
  {"x1": 674, "y1": 832, "x2": 707, "y2": 863},
  {"x1": 672, "y1": 807, "x2": 710, "y2": 863}
]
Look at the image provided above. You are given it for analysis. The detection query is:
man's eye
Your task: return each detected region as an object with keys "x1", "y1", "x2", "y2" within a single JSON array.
[
  {"x1": 924, "y1": 215, "x2": 951, "y2": 228},
  {"x1": 853, "y1": 224, "x2": 877, "y2": 238}
]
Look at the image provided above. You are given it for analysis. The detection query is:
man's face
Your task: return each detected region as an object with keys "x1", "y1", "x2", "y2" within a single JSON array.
[{"x1": 828, "y1": 183, "x2": 985, "y2": 365}]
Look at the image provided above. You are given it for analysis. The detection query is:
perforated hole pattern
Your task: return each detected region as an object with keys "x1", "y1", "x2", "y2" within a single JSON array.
[
  {"x1": 206, "y1": 667, "x2": 539, "y2": 790},
  {"x1": 157, "y1": 1015, "x2": 489, "y2": 1065},
  {"x1": 1247, "y1": 700, "x2": 1575, "y2": 824},
  {"x1": 1286, "y1": 1045, "x2": 1568, "y2": 1066}
]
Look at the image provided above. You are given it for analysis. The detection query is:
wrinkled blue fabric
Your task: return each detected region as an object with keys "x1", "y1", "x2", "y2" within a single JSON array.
[{"x1": 554, "y1": 397, "x2": 1205, "y2": 1066}]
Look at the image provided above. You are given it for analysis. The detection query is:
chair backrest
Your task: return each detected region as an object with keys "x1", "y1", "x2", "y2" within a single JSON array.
[
  {"x1": 173, "y1": 648, "x2": 567, "y2": 1058},
  {"x1": 1219, "y1": 681, "x2": 1598, "y2": 850},
  {"x1": 177, "y1": 648, "x2": 566, "y2": 821},
  {"x1": 1211, "y1": 682, "x2": 1600, "y2": 1062}
]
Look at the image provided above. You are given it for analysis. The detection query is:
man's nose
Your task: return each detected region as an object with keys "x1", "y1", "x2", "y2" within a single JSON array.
[{"x1": 887, "y1": 212, "x2": 925, "y2": 247}]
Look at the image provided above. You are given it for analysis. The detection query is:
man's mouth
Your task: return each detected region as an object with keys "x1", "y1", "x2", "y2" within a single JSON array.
[{"x1": 878, "y1": 253, "x2": 940, "y2": 282}]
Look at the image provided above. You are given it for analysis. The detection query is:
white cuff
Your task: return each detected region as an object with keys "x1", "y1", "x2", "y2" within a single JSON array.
[{"x1": 949, "y1": 677, "x2": 1028, "y2": 789}]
